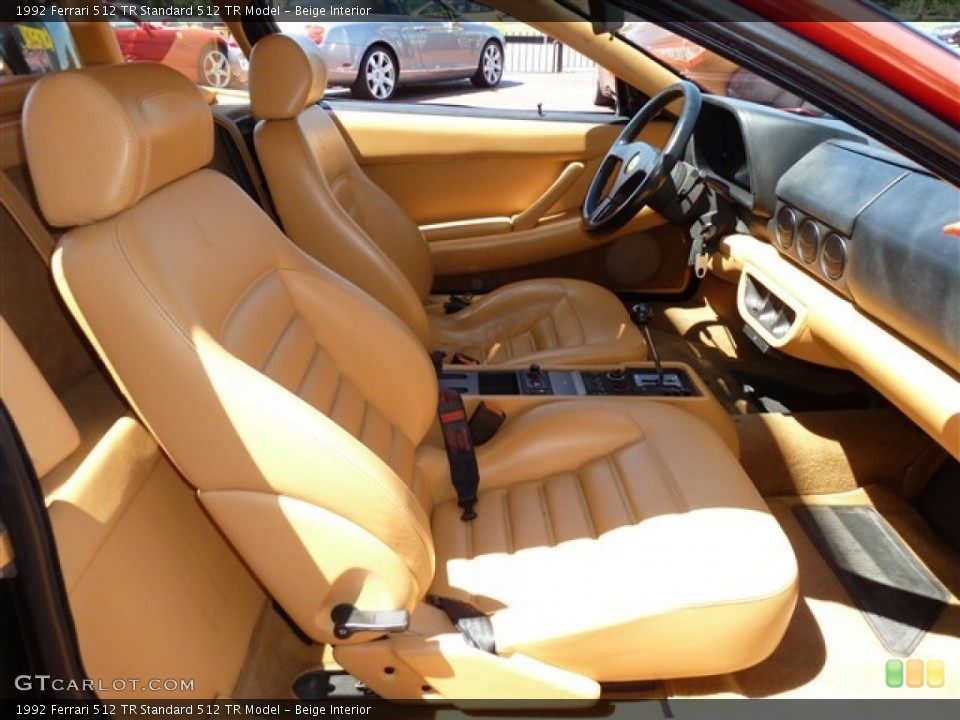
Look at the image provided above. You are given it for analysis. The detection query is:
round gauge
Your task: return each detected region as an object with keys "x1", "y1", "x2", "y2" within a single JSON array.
[
  {"x1": 798, "y1": 219, "x2": 821, "y2": 264},
  {"x1": 821, "y1": 232, "x2": 847, "y2": 281},
  {"x1": 776, "y1": 206, "x2": 797, "y2": 250}
]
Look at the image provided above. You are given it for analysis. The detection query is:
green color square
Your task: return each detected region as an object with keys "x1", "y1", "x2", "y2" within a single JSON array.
[{"x1": 886, "y1": 659, "x2": 904, "y2": 688}]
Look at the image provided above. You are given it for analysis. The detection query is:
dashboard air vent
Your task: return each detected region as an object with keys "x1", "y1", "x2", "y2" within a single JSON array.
[
  {"x1": 822, "y1": 232, "x2": 847, "y2": 281},
  {"x1": 776, "y1": 206, "x2": 797, "y2": 250},
  {"x1": 798, "y1": 219, "x2": 821, "y2": 264}
]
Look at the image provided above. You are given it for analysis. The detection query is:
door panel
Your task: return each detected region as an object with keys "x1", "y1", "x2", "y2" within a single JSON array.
[{"x1": 331, "y1": 107, "x2": 691, "y2": 295}]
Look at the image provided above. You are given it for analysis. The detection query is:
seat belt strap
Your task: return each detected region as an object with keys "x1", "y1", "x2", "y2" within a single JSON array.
[
  {"x1": 437, "y1": 388, "x2": 480, "y2": 521},
  {"x1": 0, "y1": 170, "x2": 54, "y2": 267},
  {"x1": 427, "y1": 594, "x2": 496, "y2": 654}
]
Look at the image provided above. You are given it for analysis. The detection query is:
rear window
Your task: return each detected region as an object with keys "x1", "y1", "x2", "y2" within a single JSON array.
[{"x1": 0, "y1": 17, "x2": 82, "y2": 76}]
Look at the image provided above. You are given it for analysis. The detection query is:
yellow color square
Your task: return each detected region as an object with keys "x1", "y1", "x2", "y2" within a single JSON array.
[
  {"x1": 927, "y1": 659, "x2": 944, "y2": 688},
  {"x1": 906, "y1": 659, "x2": 924, "y2": 688}
]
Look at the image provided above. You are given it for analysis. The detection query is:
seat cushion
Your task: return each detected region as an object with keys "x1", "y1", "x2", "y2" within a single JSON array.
[
  {"x1": 429, "y1": 279, "x2": 647, "y2": 366},
  {"x1": 430, "y1": 401, "x2": 798, "y2": 682}
]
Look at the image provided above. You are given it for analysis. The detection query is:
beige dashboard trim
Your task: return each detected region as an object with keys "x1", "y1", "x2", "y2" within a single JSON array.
[
  {"x1": 722, "y1": 234, "x2": 960, "y2": 458},
  {"x1": 737, "y1": 263, "x2": 810, "y2": 349}
]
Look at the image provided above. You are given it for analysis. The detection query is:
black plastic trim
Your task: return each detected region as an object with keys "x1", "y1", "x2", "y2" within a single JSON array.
[{"x1": 847, "y1": 173, "x2": 960, "y2": 369}]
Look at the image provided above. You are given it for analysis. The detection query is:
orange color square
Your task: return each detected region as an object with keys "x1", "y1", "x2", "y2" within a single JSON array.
[
  {"x1": 906, "y1": 659, "x2": 924, "y2": 687},
  {"x1": 927, "y1": 659, "x2": 944, "y2": 688}
]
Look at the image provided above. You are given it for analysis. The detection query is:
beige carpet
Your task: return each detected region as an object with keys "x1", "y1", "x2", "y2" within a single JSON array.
[
  {"x1": 666, "y1": 486, "x2": 960, "y2": 698},
  {"x1": 233, "y1": 604, "x2": 329, "y2": 699},
  {"x1": 735, "y1": 410, "x2": 946, "y2": 497}
]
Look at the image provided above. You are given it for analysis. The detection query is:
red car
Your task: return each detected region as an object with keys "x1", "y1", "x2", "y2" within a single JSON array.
[{"x1": 111, "y1": 19, "x2": 233, "y2": 88}]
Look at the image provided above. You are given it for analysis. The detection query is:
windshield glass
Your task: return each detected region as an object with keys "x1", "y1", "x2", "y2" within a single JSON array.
[
  {"x1": 614, "y1": 22, "x2": 825, "y2": 115},
  {"x1": 564, "y1": 0, "x2": 958, "y2": 116}
]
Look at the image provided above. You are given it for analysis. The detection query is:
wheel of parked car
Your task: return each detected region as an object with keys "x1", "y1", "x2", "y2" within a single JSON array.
[
  {"x1": 198, "y1": 46, "x2": 231, "y2": 89},
  {"x1": 472, "y1": 40, "x2": 504, "y2": 88},
  {"x1": 353, "y1": 46, "x2": 398, "y2": 101}
]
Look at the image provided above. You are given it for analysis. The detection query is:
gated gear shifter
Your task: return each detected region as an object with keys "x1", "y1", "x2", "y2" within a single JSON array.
[{"x1": 630, "y1": 303, "x2": 665, "y2": 388}]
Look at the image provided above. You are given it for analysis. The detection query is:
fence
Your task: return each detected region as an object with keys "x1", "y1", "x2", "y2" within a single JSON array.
[{"x1": 503, "y1": 34, "x2": 597, "y2": 73}]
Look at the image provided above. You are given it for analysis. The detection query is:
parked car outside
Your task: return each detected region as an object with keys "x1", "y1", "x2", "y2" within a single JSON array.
[
  {"x1": 595, "y1": 22, "x2": 815, "y2": 111},
  {"x1": 110, "y1": 18, "x2": 242, "y2": 89},
  {"x1": 279, "y1": 0, "x2": 504, "y2": 100},
  {"x1": 929, "y1": 21, "x2": 960, "y2": 48}
]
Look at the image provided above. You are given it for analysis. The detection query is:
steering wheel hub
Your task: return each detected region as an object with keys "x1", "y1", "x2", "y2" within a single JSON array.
[{"x1": 583, "y1": 81, "x2": 702, "y2": 235}]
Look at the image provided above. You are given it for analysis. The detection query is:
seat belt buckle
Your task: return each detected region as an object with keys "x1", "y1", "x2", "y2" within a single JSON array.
[
  {"x1": 458, "y1": 497, "x2": 478, "y2": 522},
  {"x1": 451, "y1": 352, "x2": 481, "y2": 365},
  {"x1": 430, "y1": 350, "x2": 446, "y2": 376},
  {"x1": 444, "y1": 294, "x2": 473, "y2": 314},
  {"x1": 469, "y1": 401, "x2": 505, "y2": 446}
]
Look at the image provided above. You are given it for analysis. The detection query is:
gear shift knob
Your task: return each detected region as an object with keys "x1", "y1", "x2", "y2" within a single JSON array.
[{"x1": 630, "y1": 303, "x2": 654, "y2": 326}]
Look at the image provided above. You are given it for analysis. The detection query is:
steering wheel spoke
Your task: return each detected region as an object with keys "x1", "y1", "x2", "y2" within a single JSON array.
[
  {"x1": 590, "y1": 197, "x2": 615, "y2": 225},
  {"x1": 583, "y1": 82, "x2": 702, "y2": 235}
]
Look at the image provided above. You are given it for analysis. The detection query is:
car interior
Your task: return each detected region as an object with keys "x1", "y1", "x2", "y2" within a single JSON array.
[{"x1": 0, "y1": 0, "x2": 958, "y2": 705}]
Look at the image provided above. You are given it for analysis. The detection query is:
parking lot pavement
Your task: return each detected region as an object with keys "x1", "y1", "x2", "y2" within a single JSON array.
[{"x1": 325, "y1": 69, "x2": 615, "y2": 115}]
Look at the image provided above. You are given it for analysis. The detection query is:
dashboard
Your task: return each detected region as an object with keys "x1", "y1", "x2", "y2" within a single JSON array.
[{"x1": 688, "y1": 95, "x2": 960, "y2": 375}]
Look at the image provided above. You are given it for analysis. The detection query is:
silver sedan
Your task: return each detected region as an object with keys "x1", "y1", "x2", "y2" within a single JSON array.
[{"x1": 280, "y1": 0, "x2": 504, "y2": 100}]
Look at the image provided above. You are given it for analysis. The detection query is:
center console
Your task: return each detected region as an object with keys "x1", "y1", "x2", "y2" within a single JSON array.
[
  {"x1": 437, "y1": 360, "x2": 737, "y2": 453},
  {"x1": 440, "y1": 364, "x2": 699, "y2": 398},
  {"x1": 436, "y1": 302, "x2": 739, "y2": 454}
]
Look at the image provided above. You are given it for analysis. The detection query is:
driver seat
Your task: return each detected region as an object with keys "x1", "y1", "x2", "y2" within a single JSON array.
[
  {"x1": 249, "y1": 34, "x2": 646, "y2": 366},
  {"x1": 25, "y1": 62, "x2": 797, "y2": 702}
]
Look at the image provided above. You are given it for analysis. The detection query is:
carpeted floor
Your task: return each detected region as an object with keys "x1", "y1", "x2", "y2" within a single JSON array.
[
  {"x1": 666, "y1": 486, "x2": 960, "y2": 699},
  {"x1": 734, "y1": 410, "x2": 946, "y2": 498},
  {"x1": 233, "y1": 604, "x2": 329, "y2": 699}
]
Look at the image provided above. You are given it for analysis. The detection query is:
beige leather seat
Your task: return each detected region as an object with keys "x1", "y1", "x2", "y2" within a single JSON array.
[
  {"x1": 249, "y1": 34, "x2": 646, "y2": 367},
  {"x1": 25, "y1": 62, "x2": 797, "y2": 702}
]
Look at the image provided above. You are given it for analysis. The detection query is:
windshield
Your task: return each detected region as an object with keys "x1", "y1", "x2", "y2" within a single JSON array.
[
  {"x1": 563, "y1": 0, "x2": 958, "y2": 117},
  {"x1": 614, "y1": 22, "x2": 826, "y2": 115}
]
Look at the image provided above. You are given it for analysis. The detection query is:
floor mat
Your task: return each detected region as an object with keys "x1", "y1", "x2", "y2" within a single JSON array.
[{"x1": 793, "y1": 504, "x2": 948, "y2": 656}]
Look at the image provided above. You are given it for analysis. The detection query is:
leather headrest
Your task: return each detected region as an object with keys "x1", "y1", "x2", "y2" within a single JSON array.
[
  {"x1": 24, "y1": 63, "x2": 213, "y2": 227},
  {"x1": 250, "y1": 34, "x2": 328, "y2": 120}
]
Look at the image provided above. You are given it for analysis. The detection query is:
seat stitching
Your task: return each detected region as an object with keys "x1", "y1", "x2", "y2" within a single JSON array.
[
  {"x1": 259, "y1": 311, "x2": 299, "y2": 372},
  {"x1": 572, "y1": 469, "x2": 599, "y2": 540},
  {"x1": 542, "y1": 302, "x2": 562, "y2": 349},
  {"x1": 326, "y1": 371, "x2": 345, "y2": 415},
  {"x1": 294, "y1": 344, "x2": 320, "y2": 397},
  {"x1": 537, "y1": 481, "x2": 557, "y2": 548},
  {"x1": 219, "y1": 266, "x2": 280, "y2": 340},
  {"x1": 646, "y1": 440, "x2": 689, "y2": 512},
  {"x1": 522, "y1": 328, "x2": 537, "y2": 354},
  {"x1": 608, "y1": 454, "x2": 638, "y2": 525},
  {"x1": 560, "y1": 287, "x2": 586, "y2": 346},
  {"x1": 502, "y1": 490, "x2": 515, "y2": 555},
  {"x1": 354, "y1": 393, "x2": 370, "y2": 441},
  {"x1": 543, "y1": 311, "x2": 561, "y2": 349}
]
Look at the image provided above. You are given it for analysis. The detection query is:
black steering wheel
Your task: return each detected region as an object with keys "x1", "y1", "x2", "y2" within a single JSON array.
[{"x1": 583, "y1": 81, "x2": 702, "y2": 235}]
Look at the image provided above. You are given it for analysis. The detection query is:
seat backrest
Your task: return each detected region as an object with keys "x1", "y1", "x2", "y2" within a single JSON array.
[
  {"x1": 0, "y1": 316, "x2": 80, "y2": 476},
  {"x1": 24, "y1": 62, "x2": 437, "y2": 644},
  {"x1": 249, "y1": 34, "x2": 433, "y2": 347}
]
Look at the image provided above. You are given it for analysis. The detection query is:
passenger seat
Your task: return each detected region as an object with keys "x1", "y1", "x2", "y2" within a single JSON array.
[
  {"x1": 23, "y1": 61, "x2": 797, "y2": 703},
  {"x1": 248, "y1": 34, "x2": 647, "y2": 367}
]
